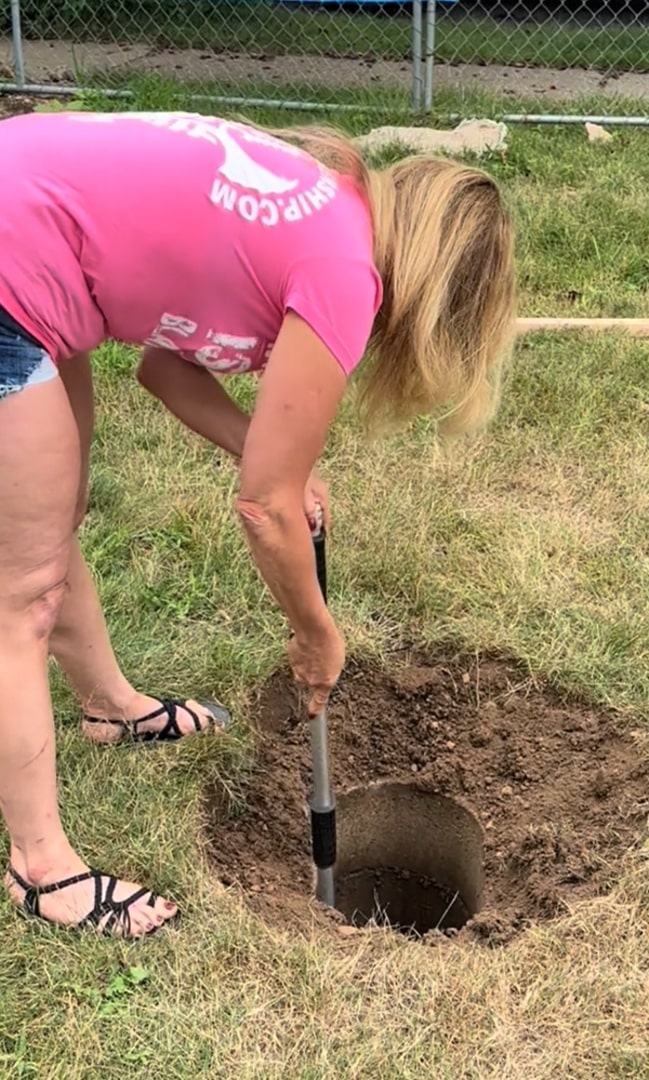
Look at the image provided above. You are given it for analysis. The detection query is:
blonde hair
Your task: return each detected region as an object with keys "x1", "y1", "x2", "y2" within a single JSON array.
[{"x1": 265, "y1": 124, "x2": 516, "y2": 437}]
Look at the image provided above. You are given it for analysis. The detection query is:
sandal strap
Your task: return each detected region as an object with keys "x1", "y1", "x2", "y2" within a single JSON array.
[
  {"x1": 78, "y1": 878, "x2": 154, "y2": 934},
  {"x1": 9, "y1": 864, "x2": 99, "y2": 917},
  {"x1": 119, "y1": 698, "x2": 185, "y2": 743},
  {"x1": 83, "y1": 700, "x2": 168, "y2": 729},
  {"x1": 9, "y1": 865, "x2": 161, "y2": 934},
  {"x1": 141, "y1": 699, "x2": 182, "y2": 741},
  {"x1": 136, "y1": 700, "x2": 212, "y2": 739},
  {"x1": 83, "y1": 697, "x2": 230, "y2": 743},
  {"x1": 78, "y1": 878, "x2": 153, "y2": 932}
]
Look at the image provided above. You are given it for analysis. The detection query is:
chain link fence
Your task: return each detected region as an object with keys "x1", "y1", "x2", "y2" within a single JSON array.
[{"x1": 2, "y1": 0, "x2": 649, "y2": 119}]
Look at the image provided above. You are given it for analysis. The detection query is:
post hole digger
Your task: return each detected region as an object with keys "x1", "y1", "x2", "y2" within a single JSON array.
[{"x1": 308, "y1": 515, "x2": 336, "y2": 908}]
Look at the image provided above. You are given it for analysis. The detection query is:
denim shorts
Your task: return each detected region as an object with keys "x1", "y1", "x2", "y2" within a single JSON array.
[{"x1": 0, "y1": 305, "x2": 58, "y2": 401}]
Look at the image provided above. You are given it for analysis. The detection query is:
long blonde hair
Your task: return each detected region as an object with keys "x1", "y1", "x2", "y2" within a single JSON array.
[{"x1": 266, "y1": 124, "x2": 516, "y2": 437}]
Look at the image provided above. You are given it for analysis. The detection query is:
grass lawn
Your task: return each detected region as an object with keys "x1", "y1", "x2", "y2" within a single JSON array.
[{"x1": 2, "y1": 87, "x2": 649, "y2": 1078}]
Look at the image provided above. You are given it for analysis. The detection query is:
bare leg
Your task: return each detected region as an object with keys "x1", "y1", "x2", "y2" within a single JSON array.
[
  {"x1": 50, "y1": 353, "x2": 218, "y2": 743},
  {"x1": 0, "y1": 376, "x2": 177, "y2": 934}
]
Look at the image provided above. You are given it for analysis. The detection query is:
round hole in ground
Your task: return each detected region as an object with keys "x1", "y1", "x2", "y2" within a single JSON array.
[
  {"x1": 334, "y1": 782, "x2": 484, "y2": 937},
  {"x1": 206, "y1": 655, "x2": 649, "y2": 946}
]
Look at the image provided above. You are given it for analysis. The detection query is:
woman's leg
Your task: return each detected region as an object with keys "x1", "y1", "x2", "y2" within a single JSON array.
[
  {"x1": 0, "y1": 375, "x2": 177, "y2": 934},
  {"x1": 50, "y1": 353, "x2": 219, "y2": 742}
]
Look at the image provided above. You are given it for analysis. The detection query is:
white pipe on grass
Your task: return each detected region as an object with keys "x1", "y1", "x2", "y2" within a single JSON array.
[{"x1": 517, "y1": 317, "x2": 649, "y2": 337}]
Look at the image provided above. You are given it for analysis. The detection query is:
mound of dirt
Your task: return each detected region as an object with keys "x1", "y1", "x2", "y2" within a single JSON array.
[{"x1": 205, "y1": 654, "x2": 649, "y2": 946}]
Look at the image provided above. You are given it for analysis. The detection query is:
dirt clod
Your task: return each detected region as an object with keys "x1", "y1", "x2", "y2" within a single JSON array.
[{"x1": 205, "y1": 653, "x2": 649, "y2": 946}]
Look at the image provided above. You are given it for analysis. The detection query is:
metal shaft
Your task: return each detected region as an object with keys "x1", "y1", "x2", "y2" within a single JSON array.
[
  {"x1": 309, "y1": 518, "x2": 336, "y2": 908},
  {"x1": 411, "y1": 0, "x2": 423, "y2": 112},
  {"x1": 424, "y1": 0, "x2": 436, "y2": 112},
  {"x1": 316, "y1": 865, "x2": 335, "y2": 909},
  {"x1": 309, "y1": 709, "x2": 332, "y2": 809},
  {"x1": 10, "y1": 0, "x2": 26, "y2": 89}
]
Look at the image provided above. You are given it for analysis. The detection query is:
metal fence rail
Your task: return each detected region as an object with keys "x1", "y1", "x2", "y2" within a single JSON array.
[{"x1": 2, "y1": 0, "x2": 649, "y2": 120}]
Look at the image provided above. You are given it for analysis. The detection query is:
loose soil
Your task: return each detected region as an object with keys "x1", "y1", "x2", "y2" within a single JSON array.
[{"x1": 205, "y1": 653, "x2": 649, "y2": 946}]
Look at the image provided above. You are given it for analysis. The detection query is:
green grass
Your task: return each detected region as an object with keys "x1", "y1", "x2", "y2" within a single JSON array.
[
  {"x1": 3, "y1": 84, "x2": 649, "y2": 1077},
  {"x1": 84, "y1": 71, "x2": 415, "y2": 114},
  {"x1": 16, "y1": 3, "x2": 649, "y2": 73}
]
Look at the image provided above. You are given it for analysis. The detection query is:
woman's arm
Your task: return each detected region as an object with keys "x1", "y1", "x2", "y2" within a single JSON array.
[
  {"x1": 237, "y1": 312, "x2": 347, "y2": 711},
  {"x1": 137, "y1": 347, "x2": 250, "y2": 459},
  {"x1": 138, "y1": 345, "x2": 333, "y2": 532}
]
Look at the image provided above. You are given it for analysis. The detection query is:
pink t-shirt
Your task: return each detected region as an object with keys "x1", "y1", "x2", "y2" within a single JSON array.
[{"x1": 0, "y1": 111, "x2": 382, "y2": 377}]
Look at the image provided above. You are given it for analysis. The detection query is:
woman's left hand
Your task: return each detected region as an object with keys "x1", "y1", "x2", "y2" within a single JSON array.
[{"x1": 304, "y1": 468, "x2": 330, "y2": 534}]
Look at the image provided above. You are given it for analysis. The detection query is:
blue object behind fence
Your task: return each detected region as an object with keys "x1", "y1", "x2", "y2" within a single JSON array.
[{"x1": 272, "y1": 0, "x2": 458, "y2": 7}]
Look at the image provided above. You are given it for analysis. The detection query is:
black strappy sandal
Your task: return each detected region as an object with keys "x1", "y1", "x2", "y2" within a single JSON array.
[
  {"x1": 7, "y1": 865, "x2": 178, "y2": 936},
  {"x1": 83, "y1": 697, "x2": 231, "y2": 745}
]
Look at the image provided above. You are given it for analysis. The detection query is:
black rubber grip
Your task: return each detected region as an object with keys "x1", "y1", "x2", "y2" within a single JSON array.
[
  {"x1": 310, "y1": 807, "x2": 336, "y2": 869},
  {"x1": 313, "y1": 530, "x2": 327, "y2": 604}
]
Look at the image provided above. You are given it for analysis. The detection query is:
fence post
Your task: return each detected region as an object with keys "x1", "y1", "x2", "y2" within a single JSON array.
[
  {"x1": 423, "y1": 0, "x2": 436, "y2": 111},
  {"x1": 10, "y1": 0, "x2": 26, "y2": 89},
  {"x1": 412, "y1": 0, "x2": 423, "y2": 112}
]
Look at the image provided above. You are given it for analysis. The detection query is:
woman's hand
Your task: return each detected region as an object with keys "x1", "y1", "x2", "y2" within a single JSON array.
[
  {"x1": 304, "y1": 468, "x2": 330, "y2": 533},
  {"x1": 287, "y1": 617, "x2": 345, "y2": 717}
]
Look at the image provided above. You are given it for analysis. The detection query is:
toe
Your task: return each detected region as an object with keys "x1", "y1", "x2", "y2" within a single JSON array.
[
  {"x1": 124, "y1": 903, "x2": 158, "y2": 938},
  {"x1": 101, "y1": 882, "x2": 179, "y2": 938},
  {"x1": 190, "y1": 698, "x2": 231, "y2": 733},
  {"x1": 119, "y1": 900, "x2": 171, "y2": 938},
  {"x1": 154, "y1": 895, "x2": 178, "y2": 920}
]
